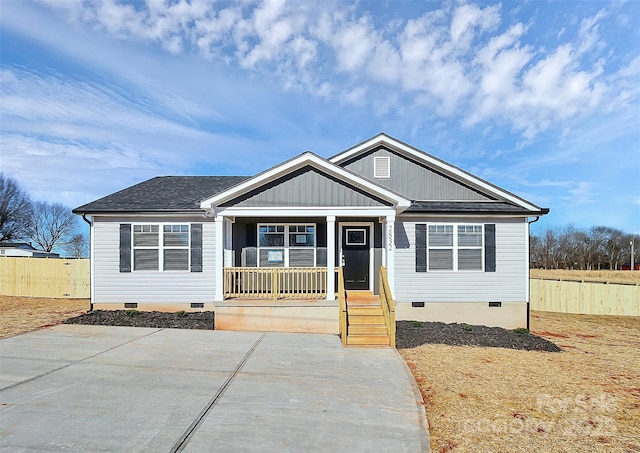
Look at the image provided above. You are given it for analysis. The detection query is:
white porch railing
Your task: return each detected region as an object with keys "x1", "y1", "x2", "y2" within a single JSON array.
[{"x1": 223, "y1": 267, "x2": 328, "y2": 301}]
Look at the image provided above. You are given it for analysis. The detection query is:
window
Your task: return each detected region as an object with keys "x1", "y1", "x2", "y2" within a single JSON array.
[
  {"x1": 163, "y1": 225, "x2": 189, "y2": 270},
  {"x1": 132, "y1": 224, "x2": 189, "y2": 271},
  {"x1": 289, "y1": 225, "x2": 314, "y2": 247},
  {"x1": 426, "y1": 224, "x2": 483, "y2": 271},
  {"x1": 457, "y1": 225, "x2": 482, "y2": 270},
  {"x1": 258, "y1": 223, "x2": 316, "y2": 267},
  {"x1": 374, "y1": 156, "x2": 390, "y2": 178},
  {"x1": 133, "y1": 225, "x2": 159, "y2": 270},
  {"x1": 345, "y1": 228, "x2": 366, "y2": 245}
]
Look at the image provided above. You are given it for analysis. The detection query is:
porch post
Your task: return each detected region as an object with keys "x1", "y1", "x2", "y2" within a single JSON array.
[
  {"x1": 224, "y1": 218, "x2": 234, "y2": 266},
  {"x1": 215, "y1": 214, "x2": 224, "y2": 301},
  {"x1": 326, "y1": 215, "x2": 336, "y2": 300},
  {"x1": 385, "y1": 215, "x2": 395, "y2": 295}
]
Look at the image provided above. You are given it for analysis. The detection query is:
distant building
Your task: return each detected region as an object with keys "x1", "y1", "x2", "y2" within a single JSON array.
[{"x1": 0, "y1": 242, "x2": 60, "y2": 258}]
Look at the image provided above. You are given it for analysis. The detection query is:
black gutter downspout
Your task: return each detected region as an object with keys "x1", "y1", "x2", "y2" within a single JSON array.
[
  {"x1": 81, "y1": 214, "x2": 93, "y2": 311},
  {"x1": 526, "y1": 215, "x2": 542, "y2": 331}
]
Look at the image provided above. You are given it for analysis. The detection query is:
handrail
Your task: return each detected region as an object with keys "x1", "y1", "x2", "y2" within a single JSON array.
[
  {"x1": 223, "y1": 267, "x2": 328, "y2": 300},
  {"x1": 336, "y1": 267, "x2": 348, "y2": 346},
  {"x1": 379, "y1": 266, "x2": 396, "y2": 348}
]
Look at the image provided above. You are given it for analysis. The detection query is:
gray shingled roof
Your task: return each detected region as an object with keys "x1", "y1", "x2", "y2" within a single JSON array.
[
  {"x1": 73, "y1": 176, "x2": 249, "y2": 213},
  {"x1": 407, "y1": 201, "x2": 547, "y2": 215}
]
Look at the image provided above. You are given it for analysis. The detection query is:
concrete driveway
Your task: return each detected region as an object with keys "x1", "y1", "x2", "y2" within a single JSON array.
[{"x1": 1, "y1": 325, "x2": 429, "y2": 452}]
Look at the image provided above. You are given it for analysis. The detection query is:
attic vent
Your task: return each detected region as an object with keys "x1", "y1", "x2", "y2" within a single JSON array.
[{"x1": 374, "y1": 156, "x2": 390, "y2": 178}]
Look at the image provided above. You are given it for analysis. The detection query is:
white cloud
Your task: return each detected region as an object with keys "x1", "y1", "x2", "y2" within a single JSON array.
[{"x1": 21, "y1": 1, "x2": 640, "y2": 142}]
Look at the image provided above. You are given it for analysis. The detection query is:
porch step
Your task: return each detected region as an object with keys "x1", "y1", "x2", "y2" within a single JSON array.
[
  {"x1": 345, "y1": 299, "x2": 391, "y2": 347},
  {"x1": 347, "y1": 334, "x2": 390, "y2": 346},
  {"x1": 348, "y1": 314, "x2": 386, "y2": 324},
  {"x1": 348, "y1": 324, "x2": 388, "y2": 335},
  {"x1": 348, "y1": 306, "x2": 383, "y2": 316},
  {"x1": 346, "y1": 291, "x2": 380, "y2": 306}
]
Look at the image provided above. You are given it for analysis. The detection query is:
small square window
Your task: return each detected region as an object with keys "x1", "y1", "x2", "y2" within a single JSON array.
[{"x1": 346, "y1": 229, "x2": 366, "y2": 245}]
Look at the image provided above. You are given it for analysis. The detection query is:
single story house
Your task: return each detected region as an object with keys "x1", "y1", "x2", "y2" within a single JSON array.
[
  {"x1": 74, "y1": 134, "x2": 548, "y2": 345},
  {"x1": 0, "y1": 242, "x2": 60, "y2": 258}
]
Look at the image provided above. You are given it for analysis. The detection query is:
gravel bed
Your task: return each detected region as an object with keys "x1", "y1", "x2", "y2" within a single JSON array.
[
  {"x1": 64, "y1": 310, "x2": 214, "y2": 330},
  {"x1": 396, "y1": 320, "x2": 561, "y2": 352}
]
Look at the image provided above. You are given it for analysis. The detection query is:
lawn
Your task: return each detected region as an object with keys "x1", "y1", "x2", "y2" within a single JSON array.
[
  {"x1": 0, "y1": 295, "x2": 89, "y2": 339},
  {"x1": 400, "y1": 311, "x2": 640, "y2": 453}
]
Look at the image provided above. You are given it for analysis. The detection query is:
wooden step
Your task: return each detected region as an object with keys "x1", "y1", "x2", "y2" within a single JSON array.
[
  {"x1": 347, "y1": 297, "x2": 380, "y2": 306},
  {"x1": 348, "y1": 314, "x2": 386, "y2": 324},
  {"x1": 348, "y1": 306, "x2": 383, "y2": 316},
  {"x1": 347, "y1": 334, "x2": 390, "y2": 346},
  {"x1": 346, "y1": 291, "x2": 379, "y2": 305},
  {"x1": 348, "y1": 324, "x2": 388, "y2": 335}
]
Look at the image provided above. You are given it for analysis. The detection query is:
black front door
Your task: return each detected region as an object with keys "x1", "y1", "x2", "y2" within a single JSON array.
[{"x1": 341, "y1": 226, "x2": 370, "y2": 290}]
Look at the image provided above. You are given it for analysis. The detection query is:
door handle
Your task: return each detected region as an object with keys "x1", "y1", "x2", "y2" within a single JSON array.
[{"x1": 341, "y1": 254, "x2": 346, "y2": 266}]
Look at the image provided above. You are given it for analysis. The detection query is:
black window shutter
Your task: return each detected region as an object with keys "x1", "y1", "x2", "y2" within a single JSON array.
[
  {"x1": 119, "y1": 224, "x2": 131, "y2": 273},
  {"x1": 415, "y1": 224, "x2": 427, "y2": 272},
  {"x1": 191, "y1": 223, "x2": 203, "y2": 272},
  {"x1": 484, "y1": 224, "x2": 496, "y2": 272}
]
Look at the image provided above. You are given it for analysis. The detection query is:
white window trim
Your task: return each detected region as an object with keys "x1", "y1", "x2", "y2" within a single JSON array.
[
  {"x1": 257, "y1": 223, "x2": 317, "y2": 267},
  {"x1": 132, "y1": 223, "x2": 191, "y2": 272},
  {"x1": 427, "y1": 223, "x2": 484, "y2": 272}
]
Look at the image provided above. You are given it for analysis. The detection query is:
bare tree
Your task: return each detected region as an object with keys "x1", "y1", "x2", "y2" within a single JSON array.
[
  {"x1": 26, "y1": 202, "x2": 78, "y2": 252},
  {"x1": 531, "y1": 224, "x2": 637, "y2": 270},
  {"x1": 63, "y1": 233, "x2": 88, "y2": 258},
  {"x1": 0, "y1": 174, "x2": 33, "y2": 241}
]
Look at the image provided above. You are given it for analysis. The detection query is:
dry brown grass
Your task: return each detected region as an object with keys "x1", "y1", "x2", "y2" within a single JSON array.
[
  {"x1": 531, "y1": 269, "x2": 640, "y2": 284},
  {"x1": 0, "y1": 295, "x2": 89, "y2": 339},
  {"x1": 400, "y1": 311, "x2": 640, "y2": 453}
]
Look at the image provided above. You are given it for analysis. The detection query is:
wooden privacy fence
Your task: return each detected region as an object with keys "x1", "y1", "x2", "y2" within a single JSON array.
[
  {"x1": 530, "y1": 278, "x2": 639, "y2": 316},
  {"x1": 0, "y1": 257, "x2": 90, "y2": 298}
]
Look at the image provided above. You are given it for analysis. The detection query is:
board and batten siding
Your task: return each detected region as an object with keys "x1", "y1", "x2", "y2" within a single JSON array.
[
  {"x1": 93, "y1": 217, "x2": 216, "y2": 304},
  {"x1": 222, "y1": 166, "x2": 390, "y2": 208},
  {"x1": 341, "y1": 148, "x2": 493, "y2": 201},
  {"x1": 394, "y1": 217, "x2": 528, "y2": 302}
]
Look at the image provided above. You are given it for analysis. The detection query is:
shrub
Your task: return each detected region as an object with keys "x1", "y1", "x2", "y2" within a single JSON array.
[
  {"x1": 124, "y1": 309, "x2": 139, "y2": 316},
  {"x1": 514, "y1": 327, "x2": 530, "y2": 335},
  {"x1": 412, "y1": 321, "x2": 424, "y2": 328},
  {"x1": 176, "y1": 310, "x2": 188, "y2": 318},
  {"x1": 461, "y1": 324, "x2": 473, "y2": 332}
]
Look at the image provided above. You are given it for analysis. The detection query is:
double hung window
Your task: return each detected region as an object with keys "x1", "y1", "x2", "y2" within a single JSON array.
[
  {"x1": 426, "y1": 224, "x2": 483, "y2": 271},
  {"x1": 133, "y1": 224, "x2": 189, "y2": 271},
  {"x1": 258, "y1": 223, "x2": 316, "y2": 266}
]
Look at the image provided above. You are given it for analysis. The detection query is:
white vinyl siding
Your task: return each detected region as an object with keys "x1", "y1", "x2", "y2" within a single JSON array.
[
  {"x1": 395, "y1": 218, "x2": 528, "y2": 302},
  {"x1": 92, "y1": 217, "x2": 216, "y2": 304}
]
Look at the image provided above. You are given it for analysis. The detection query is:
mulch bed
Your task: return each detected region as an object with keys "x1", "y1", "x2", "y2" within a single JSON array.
[
  {"x1": 396, "y1": 320, "x2": 561, "y2": 352},
  {"x1": 64, "y1": 310, "x2": 214, "y2": 330},
  {"x1": 64, "y1": 310, "x2": 560, "y2": 352}
]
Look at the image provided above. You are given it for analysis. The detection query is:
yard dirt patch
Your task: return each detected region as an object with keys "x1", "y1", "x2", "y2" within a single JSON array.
[
  {"x1": 400, "y1": 311, "x2": 640, "y2": 453},
  {"x1": 0, "y1": 295, "x2": 89, "y2": 339}
]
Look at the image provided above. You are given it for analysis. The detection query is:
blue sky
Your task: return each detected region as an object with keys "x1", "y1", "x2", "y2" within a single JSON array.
[{"x1": 1, "y1": 0, "x2": 639, "y2": 237}]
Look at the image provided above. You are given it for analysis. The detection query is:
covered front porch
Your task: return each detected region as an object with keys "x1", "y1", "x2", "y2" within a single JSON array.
[{"x1": 213, "y1": 213, "x2": 398, "y2": 302}]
